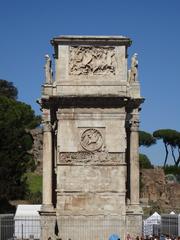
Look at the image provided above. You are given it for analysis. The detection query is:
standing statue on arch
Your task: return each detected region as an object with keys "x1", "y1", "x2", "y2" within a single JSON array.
[
  {"x1": 44, "y1": 54, "x2": 53, "y2": 84},
  {"x1": 128, "y1": 53, "x2": 138, "y2": 82}
]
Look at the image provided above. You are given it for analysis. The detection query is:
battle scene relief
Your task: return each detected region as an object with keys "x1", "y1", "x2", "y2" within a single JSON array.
[{"x1": 69, "y1": 46, "x2": 116, "y2": 75}]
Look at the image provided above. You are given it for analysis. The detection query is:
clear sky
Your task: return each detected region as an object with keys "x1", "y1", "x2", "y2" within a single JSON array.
[{"x1": 0, "y1": 0, "x2": 180, "y2": 166}]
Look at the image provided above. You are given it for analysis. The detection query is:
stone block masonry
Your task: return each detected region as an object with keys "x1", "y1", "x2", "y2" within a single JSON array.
[{"x1": 39, "y1": 36, "x2": 144, "y2": 240}]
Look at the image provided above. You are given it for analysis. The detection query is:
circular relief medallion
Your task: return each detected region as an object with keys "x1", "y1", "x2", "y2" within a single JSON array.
[{"x1": 80, "y1": 128, "x2": 103, "y2": 152}]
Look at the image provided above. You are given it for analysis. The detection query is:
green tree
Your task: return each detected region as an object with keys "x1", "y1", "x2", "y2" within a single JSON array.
[
  {"x1": 153, "y1": 129, "x2": 180, "y2": 167},
  {"x1": 0, "y1": 81, "x2": 40, "y2": 203},
  {"x1": 139, "y1": 130, "x2": 156, "y2": 147},
  {"x1": 139, "y1": 130, "x2": 155, "y2": 169},
  {"x1": 139, "y1": 153, "x2": 153, "y2": 169},
  {"x1": 0, "y1": 79, "x2": 18, "y2": 99}
]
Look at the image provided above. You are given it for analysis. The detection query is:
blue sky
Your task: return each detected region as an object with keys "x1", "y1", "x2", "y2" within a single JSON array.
[{"x1": 0, "y1": 0, "x2": 180, "y2": 166}]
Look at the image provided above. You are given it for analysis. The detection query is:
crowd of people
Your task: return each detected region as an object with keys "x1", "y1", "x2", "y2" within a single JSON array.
[{"x1": 126, "y1": 235, "x2": 180, "y2": 240}]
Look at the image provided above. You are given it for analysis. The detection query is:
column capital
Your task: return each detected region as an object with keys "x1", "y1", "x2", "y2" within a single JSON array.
[
  {"x1": 129, "y1": 112, "x2": 140, "y2": 132},
  {"x1": 43, "y1": 121, "x2": 52, "y2": 132},
  {"x1": 129, "y1": 119, "x2": 139, "y2": 132}
]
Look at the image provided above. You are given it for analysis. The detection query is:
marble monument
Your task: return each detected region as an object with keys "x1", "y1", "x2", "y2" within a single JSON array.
[{"x1": 39, "y1": 35, "x2": 144, "y2": 240}]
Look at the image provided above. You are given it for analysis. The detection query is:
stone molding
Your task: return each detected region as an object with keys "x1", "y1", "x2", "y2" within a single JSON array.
[
  {"x1": 58, "y1": 152, "x2": 125, "y2": 165},
  {"x1": 57, "y1": 112, "x2": 126, "y2": 120},
  {"x1": 51, "y1": 35, "x2": 132, "y2": 48},
  {"x1": 56, "y1": 191, "x2": 126, "y2": 196},
  {"x1": 41, "y1": 96, "x2": 141, "y2": 109}
]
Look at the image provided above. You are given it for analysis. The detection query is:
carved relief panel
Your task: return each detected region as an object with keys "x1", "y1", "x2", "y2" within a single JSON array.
[
  {"x1": 69, "y1": 46, "x2": 116, "y2": 75},
  {"x1": 80, "y1": 128, "x2": 103, "y2": 151},
  {"x1": 79, "y1": 128, "x2": 105, "y2": 152}
]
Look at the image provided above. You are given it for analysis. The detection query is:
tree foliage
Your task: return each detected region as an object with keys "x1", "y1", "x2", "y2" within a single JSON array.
[
  {"x1": 0, "y1": 79, "x2": 18, "y2": 99},
  {"x1": 153, "y1": 129, "x2": 180, "y2": 167},
  {"x1": 139, "y1": 131, "x2": 155, "y2": 169},
  {"x1": 164, "y1": 165, "x2": 180, "y2": 176},
  {"x1": 139, "y1": 130, "x2": 156, "y2": 147},
  {"x1": 0, "y1": 80, "x2": 40, "y2": 201},
  {"x1": 139, "y1": 153, "x2": 153, "y2": 169}
]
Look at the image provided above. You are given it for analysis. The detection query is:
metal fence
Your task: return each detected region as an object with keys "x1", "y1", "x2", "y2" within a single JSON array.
[
  {"x1": 0, "y1": 214, "x2": 180, "y2": 240},
  {"x1": 0, "y1": 215, "x2": 124, "y2": 240},
  {"x1": 14, "y1": 216, "x2": 40, "y2": 240},
  {"x1": 55, "y1": 216, "x2": 123, "y2": 240},
  {"x1": 0, "y1": 215, "x2": 40, "y2": 240},
  {"x1": 161, "y1": 214, "x2": 180, "y2": 237},
  {"x1": 143, "y1": 214, "x2": 180, "y2": 237},
  {"x1": 0, "y1": 214, "x2": 14, "y2": 240}
]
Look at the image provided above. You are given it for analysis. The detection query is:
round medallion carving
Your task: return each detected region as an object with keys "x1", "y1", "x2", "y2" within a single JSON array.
[{"x1": 80, "y1": 128, "x2": 103, "y2": 152}]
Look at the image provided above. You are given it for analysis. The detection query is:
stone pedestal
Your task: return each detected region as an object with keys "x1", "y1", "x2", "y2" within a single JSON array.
[{"x1": 40, "y1": 211, "x2": 56, "y2": 240}]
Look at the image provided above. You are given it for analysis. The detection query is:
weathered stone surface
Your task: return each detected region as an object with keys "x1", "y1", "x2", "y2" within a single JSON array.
[
  {"x1": 57, "y1": 108, "x2": 127, "y2": 153},
  {"x1": 57, "y1": 192, "x2": 126, "y2": 215},
  {"x1": 140, "y1": 168, "x2": 166, "y2": 202},
  {"x1": 140, "y1": 168, "x2": 180, "y2": 213},
  {"x1": 58, "y1": 152, "x2": 125, "y2": 165},
  {"x1": 39, "y1": 35, "x2": 144, "y2": 240},
  {"x1": 40, "y1": 213, "x2": 56, "y2": 240},
  {"x1": 57, "y1": 165, "x2": 126, "y2": 193},
  {"x1": 57, "y1": 215, "x2": 125, "y2": 240},
  {"x1": 69, "y1": 46, "x2": 116, "y2": 75},
  {"x1": 126, "y1": 214, "x2": 142, "y2": 237}
]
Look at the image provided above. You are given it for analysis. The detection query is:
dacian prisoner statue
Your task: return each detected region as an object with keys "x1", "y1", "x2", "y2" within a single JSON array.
[
  {"x1": 39, "y1": 36, "x2": 144, "y2": 240},
  {"x1": 128, "y1": 53, "x2": 138, "y2": 82},
  {"x1": 44, "y1": 54, "x2": 53, "y2": 84}
]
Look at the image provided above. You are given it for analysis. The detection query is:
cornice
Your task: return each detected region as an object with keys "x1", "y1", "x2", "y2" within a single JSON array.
[{"x1": 51, "y1": 35, "x2": 132, "y2": 47}]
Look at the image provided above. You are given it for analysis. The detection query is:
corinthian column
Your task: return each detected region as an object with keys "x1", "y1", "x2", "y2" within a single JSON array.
[
  {"x1": 130, "y1": 112, "x2": 140, "y2": 205},
  {"x1": 42, "y1": 119, "x2": 53, "y2": 210}
]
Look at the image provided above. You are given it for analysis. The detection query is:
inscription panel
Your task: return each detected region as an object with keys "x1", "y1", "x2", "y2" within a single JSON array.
[
  {"x1": 58, "y1": 152, "x2": 125, "y2": 165},
  {"x1": 69, "y1": 46, "x2": 116, "y2": 75}
]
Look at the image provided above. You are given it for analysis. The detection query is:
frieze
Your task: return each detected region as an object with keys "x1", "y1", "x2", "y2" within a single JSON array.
[
  {"x1": 58, "y1": 152, "x2": 125, "y2": 165},
  {"x1": 69, "y1": 46, "x2": 116, "y2": 75}
]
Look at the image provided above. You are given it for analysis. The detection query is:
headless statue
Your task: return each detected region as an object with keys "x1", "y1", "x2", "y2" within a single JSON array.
[
  {"x1": 44, "y1": 54, "x2": 53, "y2": 84},
  {"x1": 128, "y1": 53, "x2": 138, "y2": 82}
]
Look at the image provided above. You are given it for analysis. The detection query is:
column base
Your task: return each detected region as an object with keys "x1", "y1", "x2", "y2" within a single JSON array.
[
  {"x1": 126, "y1": 203, "x2": 143, "y2": 214},
  {"x1": 40, "y1": 204, "x2": 55, "y2": 212},
  {"x1": 126, "y1": 204, "x2": 143, "y2": 237},
  {"x1": 39, "y1": 205, "x2": 56, "y2": 240}
]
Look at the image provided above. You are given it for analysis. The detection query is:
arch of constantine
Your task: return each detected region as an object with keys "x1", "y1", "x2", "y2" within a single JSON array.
[{"x1": 39, "y1": 35, "x2": 144, "y2": 240}]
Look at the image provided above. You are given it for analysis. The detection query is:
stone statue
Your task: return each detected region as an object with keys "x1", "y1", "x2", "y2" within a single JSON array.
[
  {"x1": 44, "y1": 54, "x2": 53, "y2": 84},
  {"x1": 129, "y1": 53, "x2": 138, "y2": 82}
]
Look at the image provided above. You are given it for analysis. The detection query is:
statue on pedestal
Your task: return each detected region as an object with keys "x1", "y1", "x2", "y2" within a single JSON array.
[
  {"x1": 44, "y1": 54, "x2": 53, "y2": 84},
  {"x1": 128, "y1": 53, "x2": 138, "y2": 82}
]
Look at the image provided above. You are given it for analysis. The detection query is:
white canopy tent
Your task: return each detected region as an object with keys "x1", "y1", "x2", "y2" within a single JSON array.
[
  {"x1": 143, "y1": 212, "x2": 161, "y2": 236},
  {"x1": 170, "y1": 211, "x2": 176, "y2": 215},
  {"x1": 14, "y1": 204, "x2": 42, "y2": 239}
]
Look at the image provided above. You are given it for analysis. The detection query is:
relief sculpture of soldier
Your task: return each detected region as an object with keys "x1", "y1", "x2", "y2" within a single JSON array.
[
  {"x1": 128, "y1": 53, "x2": 138, "y2": 82},
  {"x1": 69, "y1": 46, "x2": 116, "y2": 75}
]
